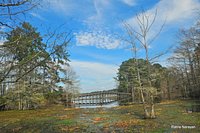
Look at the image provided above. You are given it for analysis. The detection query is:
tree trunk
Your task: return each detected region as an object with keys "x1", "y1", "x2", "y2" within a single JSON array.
[
  {"x1": 132, "y1": 87, "x2": 134, "y2": 102},
  {"x1": 167, "y1": 77, "x2": 171, "y2": 100},
  {"x1": 150, "y1": 95, "x2": 156, "y2": 118},
  {"x1": 140, "y1": 89, "x2": 150, "y2": 118},
  {"x1": 183, "y1": 59, "x2": 191, "y2": 96}
]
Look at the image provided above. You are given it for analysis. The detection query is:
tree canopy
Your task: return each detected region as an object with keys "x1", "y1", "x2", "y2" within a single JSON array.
[{"x1": 0, "y1": 22, "x2": 79, "y2": 110}]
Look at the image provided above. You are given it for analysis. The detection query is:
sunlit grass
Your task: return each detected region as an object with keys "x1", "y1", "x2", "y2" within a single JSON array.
[{"x1": 0, "y1": 100, "x2": 199, "y2": 132}]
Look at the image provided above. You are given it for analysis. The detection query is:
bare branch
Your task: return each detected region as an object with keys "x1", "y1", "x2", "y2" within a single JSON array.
[
  {"x1": 0, "y1": 0, "x2": 29, "y2": 7},
  {"x1": 148, "y1": 18, "x2": 166, "y2": 45},
  {"x1": 147, "y1": 9, "x2": 158, "y2": 33},
  {"x1": 0, "y1": 4, "x2": 37, "y2": 16},
  {"x1": 0, "y1": 22, "x2": 14, "y2": 29}
]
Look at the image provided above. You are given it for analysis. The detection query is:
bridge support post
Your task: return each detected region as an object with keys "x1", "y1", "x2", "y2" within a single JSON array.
[
  {"x1": 105, "y1": 93, "x2": 107, "y2": 104},
  {"x1": 89, "y1": 95, "x2": 92, "y2": 104},
  {"x1": 100, "y1": 92, "x2": 103, "y2": 106}
]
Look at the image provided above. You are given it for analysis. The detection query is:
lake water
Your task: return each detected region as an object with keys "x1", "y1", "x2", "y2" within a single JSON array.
[{"x1": 75, "y1": 101, "x2": 119, "y2": 108}]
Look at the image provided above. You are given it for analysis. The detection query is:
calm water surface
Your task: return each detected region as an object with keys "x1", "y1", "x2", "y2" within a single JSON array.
[{"x1": 75, "y1": 101, "x2": 119, "y2": 108}]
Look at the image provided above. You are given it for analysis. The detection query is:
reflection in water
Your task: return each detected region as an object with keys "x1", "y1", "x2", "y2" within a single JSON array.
[{"x1": 75, "y1": 101, "x2": 119, "y2": 108}]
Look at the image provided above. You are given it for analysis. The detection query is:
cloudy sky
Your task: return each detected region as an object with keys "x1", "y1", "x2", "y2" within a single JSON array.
[{"x1": 28, "y1": 0, "x2": 200, "y2": 92}]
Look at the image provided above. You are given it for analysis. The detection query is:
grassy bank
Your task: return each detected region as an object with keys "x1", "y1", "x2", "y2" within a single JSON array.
[{"x1": 0, "y1": 100, "x2": 199, "y2": 133}]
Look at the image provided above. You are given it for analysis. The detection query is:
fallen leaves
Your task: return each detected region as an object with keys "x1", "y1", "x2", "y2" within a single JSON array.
[
  {"x1": 1, "y1": 100, "x2": 199, "y2": 133},
  {"x1": 98, "y1": 111, "x2": 107, "y2": 114},
  {"x1": 60, "y1": 126, "x2": 80, "y2": 132},
  {"x1": 64, "y1": 108, "x2": 80, "y2": 111},
  {"x1": 113, "y1": 119, "x2": 142, "y2": 128},
  {"x1": 59, "y1": 115, "x2": 70, "y2": 120},
  {"x1": 92, "y1": 117, "x2": 107, "y2": 124}
]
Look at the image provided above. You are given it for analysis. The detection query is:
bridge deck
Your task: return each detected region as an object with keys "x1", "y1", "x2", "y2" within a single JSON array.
[{"x1": 72, "y1": 91, "x2": 131, "y2": 105}]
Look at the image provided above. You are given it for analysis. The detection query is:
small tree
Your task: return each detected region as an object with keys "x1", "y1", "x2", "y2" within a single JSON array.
[{"x1": 122, "y1": 9, "x2": 165, "y2": 119}]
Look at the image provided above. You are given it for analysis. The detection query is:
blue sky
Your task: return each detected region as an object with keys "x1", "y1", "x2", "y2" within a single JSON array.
[{"x1": 24, "y1": 0, "x2": 200, "y2": 92}]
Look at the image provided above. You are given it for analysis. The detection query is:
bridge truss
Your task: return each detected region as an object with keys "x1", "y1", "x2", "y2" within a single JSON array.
[{"x1": 73, "y1": 90, "x2": 131, "y2": 105}]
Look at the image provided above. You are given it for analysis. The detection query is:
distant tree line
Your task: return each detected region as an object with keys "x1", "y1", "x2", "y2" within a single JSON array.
[{"x1": 168, "y1": 19, "x2": 200, "y2": 99}]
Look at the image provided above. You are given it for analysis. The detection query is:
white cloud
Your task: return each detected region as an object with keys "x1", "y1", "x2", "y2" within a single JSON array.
[
  {"x1": 44, "y1": 0, "x2": 125, "y2": 33},
  {"x1": 84, "y1": 0, "x2": 112, "y2": 27},
  {"x1": 46, "y1": 0, "x2": 77, "y2": 15},
  {"x1": 121, "y1": 0, "x2": 136, "y2": 6},
  {"x1": 70, "y1": 60, "x2": 118, "y2": 93},
  {"x1": 30, "y1": 12, "x2": 46, "y2": 21},
  {"x1": 45, "y1": 0, "x2": 113, "y2": 29},
  {"x1": 125, "y1": 0, "x2": 200, "y2": 48},
  {"x1": 127, "y1": 0, "x2": 200, "y2": 27},
  {"x1": 158, "y1": 0, "x2": 200, "y2": 23},
  {"x1": 75, "y1": 31, "x2": 121, "y2": 49}
]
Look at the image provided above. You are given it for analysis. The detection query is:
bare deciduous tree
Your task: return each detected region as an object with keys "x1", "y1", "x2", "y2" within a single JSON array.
[{"x1": 122, "y1": 9, "x2": 166, "y2": 119}]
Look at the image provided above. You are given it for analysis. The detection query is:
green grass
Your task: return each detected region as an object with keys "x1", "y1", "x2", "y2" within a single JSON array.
[
  {"x1": 0, "y1": 100, "x2": 199, "y2": 133},
  {"x1": 55, "y1": 119, "x2": 76, "y2": 126}
]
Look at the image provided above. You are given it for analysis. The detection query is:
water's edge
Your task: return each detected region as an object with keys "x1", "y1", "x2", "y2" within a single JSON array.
[{"x1": 75, "y1": 101, "x2": 119, "y2": 108}]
